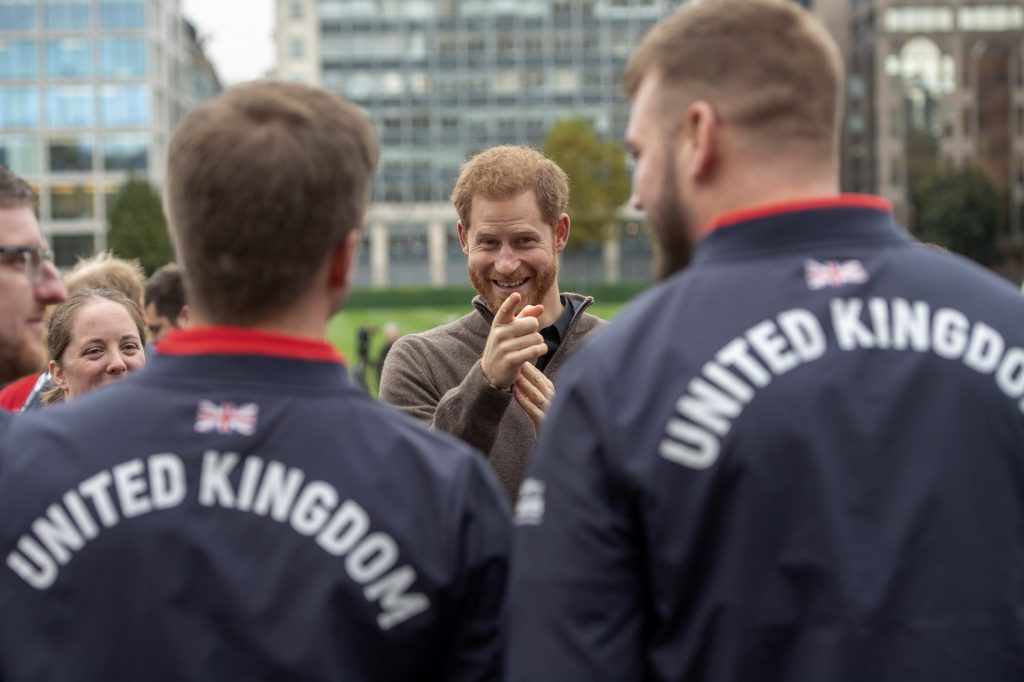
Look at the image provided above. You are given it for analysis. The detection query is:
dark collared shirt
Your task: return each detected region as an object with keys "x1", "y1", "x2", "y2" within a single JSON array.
[{"x1": 536, "y1": 295, "x2": 576, "y2": 372}]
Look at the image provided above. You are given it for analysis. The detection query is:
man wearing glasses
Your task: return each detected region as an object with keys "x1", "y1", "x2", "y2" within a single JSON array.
[{"x1": 0, "y1": 166, "x2": 66, "y2": 426}]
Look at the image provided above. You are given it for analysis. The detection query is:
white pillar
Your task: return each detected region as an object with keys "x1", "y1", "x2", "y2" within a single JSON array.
[
  {"x1": 428, "y1": 220, "x2": 447, "y2": 287},
  {"x1": 371, "y1": 221, "x2": 388, "y2": 288},
  {"x1": 603, "y1": 228, "x2": 621, "y2": 284}
]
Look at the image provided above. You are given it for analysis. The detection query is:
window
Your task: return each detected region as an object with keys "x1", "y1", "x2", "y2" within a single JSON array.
[
  {"x1": 50, "y1": 183, "x2": 95, "y2": 220},
  {"x1": 0, "y1": 2, "x2": 35, "y2": 31},
  {"x1": 0, "y1": 136, "x2": 40, "y2": 175},
  {"x1": 46, "y1": 39, "x2": 92, "y2": 79},
  {"x1": 0, "y1": 88, "x2": 39, "y2": 128},
  {"x1": 0, "y1": 41, "x2": 36, "y2": 79},
  {"x1": 46, "y1": 86, "x2": 94, "y2": 128},
  {"x1": 100, "y1": 37, "x2": 147, "y2": 78},
  {"x1": 100, "y1": 84, "x2": 149, "y2": 127},
  {"x1": 52, "y1": 234, "x2": 95, "y2": 269},
  {"x1": 100, "y1": 1, "x2": 145, "y2": 28},
  {"x1": 959, "y1": 5, "x2": 1024, "y2": 31},
  {"x1": 289, "y1": 1, "x2": 303, "y2": 20},
  {"x1": 49, "y1": 136, "x2": 94, "y2": 173},
  {"x1": 103, "y1": 133, "x2": 148, "y2": 171},
  {"x1": 45, "y1": 1, "x2": 91, "y2": 30},
  {"x1": 290, "y1": 37, "x2": 304, "y2": 58}
]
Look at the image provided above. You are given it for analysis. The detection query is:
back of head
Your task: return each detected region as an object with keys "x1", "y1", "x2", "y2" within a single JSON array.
[
  {"x1": 166, "y1": 81, "x2": 379, "y2": 326},
  {"x1": 451, "y1": 145, "x2": 569, "y2": 230},
  {"x1": 64, "y1": 251, "x2": 145, "y2": 305},
  {"x1": 0, "y1": 165, "x2": 35, "y2": 211},
  {"x1": 144, "y1": 262, "x2": 186, "y2": 321},
  {"x1": 624, "y1": 0, "x2": 843, "y2": 158}
]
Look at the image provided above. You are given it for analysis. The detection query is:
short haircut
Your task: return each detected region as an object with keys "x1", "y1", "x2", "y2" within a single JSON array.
[
  {"x1": 451, "y1": 145, "x2": 569, "y2": 231},
  {"x1": 144, "y1": 263, "x2": 186, "y2": 320},
  {"x1": 0, "y1": 165, "x2": 35, "y2": 210},
  {"x1": 165, "y1": 81, "x2": 378, "y2": 326},
  {"x1": 623, "y1": 0, "x2": 843, "y2": 153},
  {"x1": 64, "y1": 251, "x2": 145, "y2": 306}
]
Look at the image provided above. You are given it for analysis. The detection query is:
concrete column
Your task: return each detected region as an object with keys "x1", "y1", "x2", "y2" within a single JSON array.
[
  {"x1": 428, "y1": 220, "x2": 447, "y2": 287},
  {"x1": 371, "y1": 221, "x2": 388, "y2": 288},
  {"x1": 603, "y1": 228, "x2": 621, "y2": 284}
]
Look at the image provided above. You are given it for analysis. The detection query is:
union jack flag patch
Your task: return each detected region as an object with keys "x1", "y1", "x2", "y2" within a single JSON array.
[
  {"x1": 194, "y1": 400, "x2": 259, "y2": 436},
  {"x1": 804, "y1": 259, "x2": 869, "y2": 290}
]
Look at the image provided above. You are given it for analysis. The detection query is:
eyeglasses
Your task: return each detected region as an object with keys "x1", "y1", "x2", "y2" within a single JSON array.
[{"x1": 0, "y1": 245, "x2": 56, "y2": 285}]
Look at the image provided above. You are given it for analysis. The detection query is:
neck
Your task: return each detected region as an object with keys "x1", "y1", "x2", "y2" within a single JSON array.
[
  {"x1": 536, "y1": 286, "x2": 564, "y2": 328},
  {"x1": 694, "y1": 170, "x2": 840, "y2": 235},
  {"x1": 189, "y1": 296, "x2": 330, "y2": 341}
]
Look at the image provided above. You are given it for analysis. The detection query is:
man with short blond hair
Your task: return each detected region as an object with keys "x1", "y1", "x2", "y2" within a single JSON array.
[
  {"x1": 0, "y1": 81, "x2": 510, "y2": 680},
  {"x1": 380, "y1": 145, "x2": 604, "y2": 501},
  {"x1": 506, "y1": 1, "x2": 1024, "y2": 679}
]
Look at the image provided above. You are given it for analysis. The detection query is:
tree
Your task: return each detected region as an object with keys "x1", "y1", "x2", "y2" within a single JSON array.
[
  {"x1": 107, "y1": 177, "x2": 174, "y2": 275},
  {"x1": 542, "y1": 118, "x2": 630, "y2": 245},
  {"x1": 911, "y1": 164, "x2": 1004, "y2": 266}
]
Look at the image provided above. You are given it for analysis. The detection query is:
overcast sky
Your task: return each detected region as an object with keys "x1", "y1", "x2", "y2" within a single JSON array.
[{"x1": 181, "y1": 0, "x2": 275, "y2": 86}]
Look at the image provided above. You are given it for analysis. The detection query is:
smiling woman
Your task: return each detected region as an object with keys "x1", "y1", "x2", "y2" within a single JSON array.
[{"x1": 43, "y1": 287, "x2": 146, "y2": 404}]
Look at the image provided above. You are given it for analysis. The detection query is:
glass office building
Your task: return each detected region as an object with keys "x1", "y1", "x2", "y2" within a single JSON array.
[
  {"x1": 0, "y1": 0, "x2": 216, "y2": 268},
  {"x1": 276, "y1": 0, "x2": 676, "y2": 287}
]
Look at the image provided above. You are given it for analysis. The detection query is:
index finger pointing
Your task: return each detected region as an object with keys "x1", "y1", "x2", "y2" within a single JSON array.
[{"x1": 494, "y1": 292, "x2": 521, "y2": 325}]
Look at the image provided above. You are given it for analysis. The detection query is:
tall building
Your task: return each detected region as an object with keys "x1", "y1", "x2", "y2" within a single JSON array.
[
  {"x1": 0, "y1": 0, "x2": 220, "y2": 268},
  {"x1": 277, "y1": 0, "x2": 676, "y2": 287},
  {"x1": 824, "y1": 0, "x2": 1024, "y2": 240}
]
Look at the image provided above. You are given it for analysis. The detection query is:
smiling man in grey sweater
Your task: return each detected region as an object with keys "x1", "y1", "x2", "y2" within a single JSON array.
[{"x1": 379, "y1": 146, "x2": 604, "y2": 501}]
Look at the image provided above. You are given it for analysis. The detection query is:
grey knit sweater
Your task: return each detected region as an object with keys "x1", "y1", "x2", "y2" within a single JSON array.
[{"x1": 379, "y1": 293, "x2": 605, "y2": 501}]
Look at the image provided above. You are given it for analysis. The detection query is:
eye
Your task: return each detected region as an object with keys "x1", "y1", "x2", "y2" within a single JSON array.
[
  {"x1": 121, "y1": 342, "x2": 141, "y2": 353},
  {"x1": 83, "y1": 347, "x2": 103, "y2": 357}
]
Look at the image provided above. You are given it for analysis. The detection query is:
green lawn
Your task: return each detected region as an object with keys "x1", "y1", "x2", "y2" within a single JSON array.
[{"x1": 326, "y1": 300, "x2": 628, "y2": 388}]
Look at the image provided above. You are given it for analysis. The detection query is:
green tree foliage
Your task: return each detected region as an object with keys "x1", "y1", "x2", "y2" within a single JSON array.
[
  {"x1": 911, "y1": 164, "x2": 1003, "y2": 266},
  {"x1": 107, "y1": 178, "x2": 174, "y2": 275},
  {"x1": 543, "y1": 118, "x2": 630, "y2": 245}
]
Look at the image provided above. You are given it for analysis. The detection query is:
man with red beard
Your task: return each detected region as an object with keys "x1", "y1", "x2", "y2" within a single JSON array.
[
  {"x1": 0, "y1": 167, "x2": 67, "y2": 426},
  {"x1": 380, "y1": 145, "x2": 604, "y2": 501}
]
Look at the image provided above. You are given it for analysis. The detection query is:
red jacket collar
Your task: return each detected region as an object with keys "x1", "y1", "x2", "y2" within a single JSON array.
[
  {"x1": 704, "y1": 194, "x2": 892, "y2": 236},
  {"x1": 158, "y1": 327, "x2": 345, "y2": 364}
]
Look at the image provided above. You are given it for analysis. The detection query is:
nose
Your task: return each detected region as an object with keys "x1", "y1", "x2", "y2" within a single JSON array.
[
  {"x1": 494, "y1": 244, "x2": 520, "y2": 274},
  {"x1": 107, "y1": 352, "x2": 128, "y2": 375},
  {"x1": 629, "y1": 186, "x2": 644, "y2": 212},
  {"x1": 35, "y1": 260, "x2": 67, "y2": 305}
]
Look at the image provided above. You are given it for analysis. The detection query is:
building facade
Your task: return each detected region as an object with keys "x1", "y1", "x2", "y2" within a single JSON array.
[
  {"x1": 827, "y1": 0, "x2": 1024, "y2": 240},
  {"x1": 276, "y1": 0, "x2": 673, "y2": 287},
  {"x1": 0, "y1": 0, "x2": 219, "y2": 268}
]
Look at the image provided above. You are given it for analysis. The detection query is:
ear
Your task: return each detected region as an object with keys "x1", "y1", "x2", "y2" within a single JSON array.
[
  {"x1": 49, "y1": 360, "x2": 67, "y2": 393},
  {"x1": 328, "y1": 229, "x2": 361, "y2": 289},
  {"x1": 175, "y1": 304, "x2": 191, "y2": 328},
  {"x1": 457, "y1": 221, "x2": 470, "y2": 255},
  {"x1": 553, "y1": 214, "x2": 570, "y2": 253},
  {"x1": 679, "y1": 100, "x2": 719, "y2": 183}
]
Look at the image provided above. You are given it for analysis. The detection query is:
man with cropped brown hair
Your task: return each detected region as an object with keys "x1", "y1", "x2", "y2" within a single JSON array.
[
  {"x1": 507, "y1": 1, "x2": 1024, "y2": 680},
  {"x1": 0, "y1": 81, "x2": 510, "y2": 680},
  {"x1": 380, "y1": 145, "x2": 604, "y2": 501},
  {"x1": 166, "y1": 80, "x2": 377, "y2": 326}
]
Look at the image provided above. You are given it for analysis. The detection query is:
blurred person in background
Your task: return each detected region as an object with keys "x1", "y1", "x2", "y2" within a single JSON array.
[
  {"x1": 379, "y1": 145, "x2": 605, "y2": 501},
  {"x1": 41, "y1": 288, "x2": 146, "y2": 404},
  {"x1": 144, "y1": 262, "x2": 190, "y2": 344},
  {"x1": 0, "y1": 252, "x2": 145, "y2": 412},
  {"x1": 0, "y1": 167, "x2": 66, "y2": 423}
]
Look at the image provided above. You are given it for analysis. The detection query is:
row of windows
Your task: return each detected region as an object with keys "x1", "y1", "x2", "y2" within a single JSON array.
[
  {"x1": 0, "y1": 0, "x2": 145, "y2": 32},
  {"x1": 885, "y1": 5, "x2": 1024, "y2": 33},
  {"x1": 0, "y1": 133, "x2": 149, "y2": 175},
  {"x1": 317, "y1": 0, "x2": 661, "y2": 21},
  {"x1": 325, "y1": 68, "x2": 620, "y2": 97},
  {"x1": 0, "y1": 85, "x2": 150, "y2": 129},
  {"x1": 0, "y1": 37, "x2": 147, "y2": 80}
]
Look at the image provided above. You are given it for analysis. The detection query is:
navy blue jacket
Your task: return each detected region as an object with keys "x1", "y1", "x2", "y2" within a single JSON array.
[
  {"x1": 506, "y1": 197, "x2": 1024, "y2": 681},
  {"x1": 0, "y1": 328, "x2": 511, "y2": 681}
]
